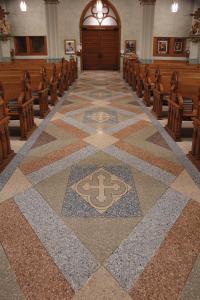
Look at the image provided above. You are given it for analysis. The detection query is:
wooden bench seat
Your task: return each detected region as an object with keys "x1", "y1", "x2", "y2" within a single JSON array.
[
  {"x1": 47, "y1": 64, "x2": 58, "y2": 106},
  {"x1": 2, "y1": 71, "x2": 36, "y2": 140},
  {"x1": 31, "y1": 68, "x2": 50, "y2": 119},
  {"x1": 165, "y1": 76, "x2": 200, "y2": 141},
  {"x1": 188, "y1": 117, "x2": 200, "y2": 171}
]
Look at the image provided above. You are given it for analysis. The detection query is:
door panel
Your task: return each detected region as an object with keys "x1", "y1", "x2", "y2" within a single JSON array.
[
  {"x1": 82, "y1": 28, "x2": 119, "y2": 70},
  {"x1": 82, "y1": 30, "x2": 100, "y2": 70},
  {"x1": 100, "y1": 30, "x2": 119, "y2": 70}
]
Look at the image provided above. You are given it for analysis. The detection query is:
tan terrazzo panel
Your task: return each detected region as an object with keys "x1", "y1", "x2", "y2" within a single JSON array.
[
  {"x1": 0, "y1": 244, "x2": 25, "y2": 300},
  {"x1": 171, "y1": 170, "x2": 200, "y2": 203},
  {"x1": 72, "y1": 267, "x2": 132, "y2": 300},
  {"x1": 0, "y1": 168, "x2": 32, "y2": 203},
  {"x1": 84, "y1": 133, "x2": 118, "y2": 150},
  {"x1": 180, "y1": 254, "x2": 200, "y2": 300}
]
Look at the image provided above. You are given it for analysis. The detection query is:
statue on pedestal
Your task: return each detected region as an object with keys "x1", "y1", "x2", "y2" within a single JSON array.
[
  {"x1": 189, "y1": 8, "x2": 200, "y2": 43},
  {"x1": 0, "y1": 6, "x2": 11, "y2": 39}
]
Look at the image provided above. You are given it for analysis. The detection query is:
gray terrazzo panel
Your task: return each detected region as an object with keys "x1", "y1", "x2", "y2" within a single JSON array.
[
  {"x1": 104, "y1": 146, "x2": 176, "y2": 186},
  {"x1": 27, "y1": 146, "x2": 97, "y2": 185},
  {"x1": 15, "y1": 188, "x2": 99, "y2": 291},
  {"x1": 105, "y1": 188, "x2": 190, "y2": 291},
  {"x1": 104, "y1": 189, "x2": 141, "y2": 217},
  {"x1": 0, "y1": 153, "x2": 25, "y2": 191}
]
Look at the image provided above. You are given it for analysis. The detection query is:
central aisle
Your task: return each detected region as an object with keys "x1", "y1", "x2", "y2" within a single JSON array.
[{"x1": 0, "y1": 71, "x2": 200, "y2": 300}]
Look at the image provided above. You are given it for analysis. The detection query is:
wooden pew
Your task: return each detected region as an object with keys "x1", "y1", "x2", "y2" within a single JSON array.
[
  {"x1": 0, "y1": 83, "x2": 15, "y2": 172},
  {"x1": 0, "y1": 68, "x2": 50, "y2": 118},
  {"x1": 5, "y1": 71, "x2": 36, "y2": 140},
  {"x1": 165, "y1": 74, "x2": 200, "y2": 141},
  {"x1": 31, "y1": 67, "x2": 50, "y2": 118},
  {"x1": 57, "y1": 60, "x2": 65, "y2": 97},
  {"x1": 143, "y1": 67, "x2": 160, "y2": 107},
  {"x1": 124, "y1": 60, "x2": 200, "y2": 100},
  {"x1": 136, "y1": 64, "x2": 147, "y2": 98},
  {"x1": 47, "y1": 64, "x2": 58, "y2": 106},
  {"x1": 152, "y1": 71, "x2": 176, "y2": 119},
  {"x1": 188, "y1": 110, "x2": 200, "y2": 171}
]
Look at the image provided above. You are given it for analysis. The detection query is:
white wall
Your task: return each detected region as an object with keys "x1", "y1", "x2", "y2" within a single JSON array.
[
  {"x1": 0, "y1": 0, "x2": 198, "y2": 60},
  {"x1": 6, "y1": 0, "x2": 47, "y2": 36},
  {"x1": 154, "y1": 0, "x2": 194, "y2": 37},
  {"x1": 57, "y1": 0, "x2": 142, "y2": 57}
]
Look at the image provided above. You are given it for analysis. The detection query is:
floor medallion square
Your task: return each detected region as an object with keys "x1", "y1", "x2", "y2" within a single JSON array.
[
  {"x1": 84, "y1": 108, "x2": 118, "y2": 125},
  {"x1": 62, "y1": 165, "x2": 141, "y2": 217}
]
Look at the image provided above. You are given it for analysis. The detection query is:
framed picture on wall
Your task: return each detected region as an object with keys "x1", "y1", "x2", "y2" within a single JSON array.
[
  {"x1": 125, "y1": 40, "x2": 136, "y2": 54},
  {"x1": 157, "y1": 39, "x2": 169, "y2": 55},
  {"x1": 174, "y1": 38, "x2": 184, "y2": 53},
  {"x1": 64, "y1": 39, "x2": 76, "y2": 55}
]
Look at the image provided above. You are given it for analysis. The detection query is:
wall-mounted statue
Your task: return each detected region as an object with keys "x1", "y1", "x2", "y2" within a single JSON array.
[
  {"x1": 189, "y1": 8, "x2": 200, "y2": 42},
  {"x1": 0, "y1": 6, "x2": 11, "y2": 38}
]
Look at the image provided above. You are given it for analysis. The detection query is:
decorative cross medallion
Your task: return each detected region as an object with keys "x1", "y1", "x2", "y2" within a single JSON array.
[
  {"x1": 72, "y1": 168, "x2": 131, "y2": 213},
  {"x1": 88, "y1": 111, "x2": 113, "y2": 123}
]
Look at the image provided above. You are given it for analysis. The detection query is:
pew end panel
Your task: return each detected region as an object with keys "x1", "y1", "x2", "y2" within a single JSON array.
[
  {"x1": 0, "y1": 86, "x2": 15, "y2": 172},
  {"x1": 5, "y1": 76, "x2": 36, "y2": 140}
]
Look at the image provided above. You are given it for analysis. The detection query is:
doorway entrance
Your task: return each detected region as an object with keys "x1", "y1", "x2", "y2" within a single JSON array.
[
  {"x1": 82, "y1": 28, "x2": 119, "y2": 70},
  {"x1": 80, "y1": 0, "x2": 121, "y2": 71}
]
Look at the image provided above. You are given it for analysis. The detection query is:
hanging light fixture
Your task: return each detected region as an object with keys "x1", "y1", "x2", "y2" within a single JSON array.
[
  {"x1": 20, "y1": 1, "x2": 27, "y2": 12},
  {"x1": 96, "y1": 0, "x2": 103, "y2": 19},
  {"x1": 171, "y1": 1, "x2": 179, "y2": 13}
]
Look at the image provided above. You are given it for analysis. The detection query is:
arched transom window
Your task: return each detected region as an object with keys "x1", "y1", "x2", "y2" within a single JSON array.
[{"x1": 82, "y1": 0, "x2": 119, "y2": 27}]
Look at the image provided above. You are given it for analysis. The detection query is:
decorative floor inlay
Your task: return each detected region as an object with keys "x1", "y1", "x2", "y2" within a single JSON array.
[
  {"x1": 84, "y1": 108, "x2": 118, "y2": 124},
  {"x1": 63, "y1": 165, "x2": 141, "y2": 217},
  {"x1": 1, "y1": 71, "x2": 200, "y2": 299},
  {"x1": 86, "y1": 90, "x2": 114, "y2": 100}
]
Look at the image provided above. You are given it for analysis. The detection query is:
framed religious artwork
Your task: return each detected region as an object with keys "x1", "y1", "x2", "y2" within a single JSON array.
[
  {"x1": 157, "y1": 39, "x2": 169, "y2": 55},
  {"x1": 153, "y1": 37, "x2": 186, "y2": 57},
  {"x1": 64, "y1": 39, "x2": 76, "y2": 55},
  {"x1": 174, "y1": 38, "x2": 184, "y2": 54},
  {"x1": 125, "y1": 40, "x2": 136, "y2": 54}
]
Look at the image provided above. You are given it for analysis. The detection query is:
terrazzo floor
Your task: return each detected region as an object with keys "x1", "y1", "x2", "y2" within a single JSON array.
[{"x1": 0, "y1": 71, "x2": 200, "y2": 300}]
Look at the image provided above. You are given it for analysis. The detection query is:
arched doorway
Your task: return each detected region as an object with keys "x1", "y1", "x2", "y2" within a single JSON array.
[{"x1": 80, "y1": 0, "x2": 121, "y2": 70}]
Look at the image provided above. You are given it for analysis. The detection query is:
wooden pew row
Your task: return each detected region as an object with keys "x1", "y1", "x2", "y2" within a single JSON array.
[
  {"x1": 152, "y1": 71, "x2": 200, "y2": 118},
  {"x1": 165, "y1": 76, "x2": 200, "y2": 141},
  {"x1": 123, "y1": 59, "x2": 200, "y2": 101},
  {"x1": 123, "y1": 57, "x2": 199, "y2": 87},
  {"x1": 143, "y1": 67, "x2": 200, "y2": 107},
  {"x1": 123, "y1": 58, "x2": 200, "y2": 171},
  {"x1": 0, "y1": 58, "x2": 78, "y2": 172},
  {"x1": 188, "y1": 117, "x2": 200, "y2": 171},
  {"x1": 0, "y1": 72, "x2": 36, "y2": 140},
  {"x1": 0, "y1": 83, "x2": 15, "y2": 171},
  {"x1": 0, "y1": 69, "x2": 50, "y2": 119}
]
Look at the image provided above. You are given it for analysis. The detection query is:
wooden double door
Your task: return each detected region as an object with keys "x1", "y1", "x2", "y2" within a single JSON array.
[{"x1": 82, "y1": 28, "x2": 120, "y2": 70}]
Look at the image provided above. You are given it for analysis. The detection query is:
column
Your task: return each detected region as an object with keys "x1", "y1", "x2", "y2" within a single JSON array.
[
  {"x1": 140, "y1": 0, "x2": 156, "y2": 61},
  {"x1": 44, "y1": 0, "x2": 59, "y2": 59}
]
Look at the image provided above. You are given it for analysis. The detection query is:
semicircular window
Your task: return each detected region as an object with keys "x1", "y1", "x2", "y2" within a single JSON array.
[{"x1": 83, "y1": 1, "x2": 118, "y2": 26}]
